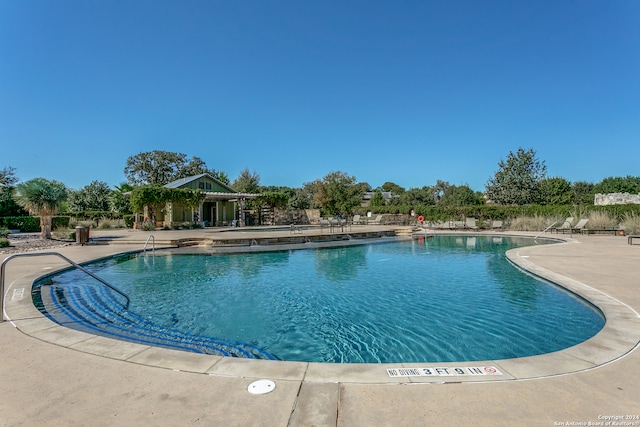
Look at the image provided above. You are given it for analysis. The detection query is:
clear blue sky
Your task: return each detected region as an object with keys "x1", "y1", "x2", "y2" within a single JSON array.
[{"x1": 2, "y1": 1, "x2": 639, "y2": 191}]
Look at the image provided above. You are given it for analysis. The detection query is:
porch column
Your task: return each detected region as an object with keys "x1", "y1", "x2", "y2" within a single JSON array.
[
  {"x1": 222, "y1": 202, "x2": 227, "y2": 224},
  {"x1": 238, "y1": 198, "x2": 245, "y2": 226}
]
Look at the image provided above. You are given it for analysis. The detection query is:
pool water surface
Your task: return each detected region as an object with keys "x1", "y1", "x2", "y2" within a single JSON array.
[{"x1": 34, "y1": 236, "x2": 605, "y2": 363}]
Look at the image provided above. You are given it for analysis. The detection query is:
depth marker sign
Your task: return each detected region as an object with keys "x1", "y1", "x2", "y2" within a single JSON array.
[{"x1": 386, "y1": 366, "x2": 502, "y2": 378}]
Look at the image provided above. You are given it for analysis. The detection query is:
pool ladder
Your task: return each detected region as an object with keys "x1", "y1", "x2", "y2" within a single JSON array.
[
  {"x1": 143, "y1": 235, "x2": 156, "y2": 256},
  {"x1": 1, "y1": 252, "x2": 131, "y2": 322}
]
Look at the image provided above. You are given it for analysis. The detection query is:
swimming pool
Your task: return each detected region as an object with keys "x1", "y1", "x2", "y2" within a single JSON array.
[{"x1": 33, "y1": 236, "x2": 604, "y2": 363}]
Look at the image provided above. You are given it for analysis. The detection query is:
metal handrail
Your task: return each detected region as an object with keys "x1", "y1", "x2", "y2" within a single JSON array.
[
  {"x1": 534, "y1": 220, "x2": 561, "y2": 240},
  {"x1": 2, "y1": 252, "x2": 130, "y2": 322},
  {"x1": 143, "y1": 235, "x2": 155, "y2": 256}
]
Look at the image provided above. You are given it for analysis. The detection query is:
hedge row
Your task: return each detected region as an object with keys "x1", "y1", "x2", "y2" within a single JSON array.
[
  {"x1": 62, "y1": 210, "x2": 124, "y2": 220},
  {"x1": 0, "y1": 216, "x2": 71, "y2": 232},
  {"x1": 355, "y1": 204, "x2": 640, "y2": 222}
]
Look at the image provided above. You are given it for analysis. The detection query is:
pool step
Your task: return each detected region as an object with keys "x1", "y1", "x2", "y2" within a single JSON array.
[{"x1": 34, "y1": 283, "x2": 276, "y2": 360}]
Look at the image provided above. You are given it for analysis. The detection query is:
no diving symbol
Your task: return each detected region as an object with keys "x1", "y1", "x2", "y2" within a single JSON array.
[{"x1": 483, "y1": 366, "x2": 498, "y2": 374}]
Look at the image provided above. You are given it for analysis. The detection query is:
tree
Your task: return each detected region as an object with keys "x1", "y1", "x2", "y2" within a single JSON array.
[
  {"x1": 593, "y1": 176, "x2": 640, "y2": 194},
  {"x1": 313, "y1": 171, "x2": 367, "y2": 216},
  {"x1": 571, "y1": 181, "x2": 595, "y2": 205},
  {"x1": 485, "y1": 147, "x2": 547, "y2": 205},
  {"x1": 176, "y1": 155, "x2": 229, "y2": 184},
  {"x1": 0, "y1": 166, "x2": 19, "y2": 187},
  {"x1": 431, "y1": 180, "x2": 450, "y2": 204},
  {"x1": 109, "y1": 182, "x2": 134, "y2": 215},
  {"x1": 289, "y1": 183, "x2": 315, "y2": 209},
  {"x1": 439, "y1": 185, "x2": 483, "y2": 206},
  {"x1": 397, "y1": 187, "x2": 436, "y2": 206},
  {"x1": 231, "y1": 168, "x2": 261, "y2": 193},
  {"x1": 14, "y1": 178, "x2": 68, "y2": 239},
  {"x1": 0, "y1": 166, "x2": 27, "y2": 217},
  {"x1": 537, "y1": 177, "x2": 572, "y2": 205},
  {"x1": 369, "y1": 190, "x2": 387, "y2": 207},
  {"x1": 67, "y1": 180, "x2": 111, "y2": 212},
  {"x1": 380, "y1": 182, "x2": 405, "y2": 194},
  {"x1": 124, "y1": 150, "x2": 227, "y2": 185}
]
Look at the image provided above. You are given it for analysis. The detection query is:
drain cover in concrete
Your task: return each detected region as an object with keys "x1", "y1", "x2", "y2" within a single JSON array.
[{"x1": 248, "y1": 379, "x2": 276, "y2": 395}]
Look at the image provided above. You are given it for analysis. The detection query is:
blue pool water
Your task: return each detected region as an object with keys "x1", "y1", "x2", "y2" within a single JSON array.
[{"x1": 33, "y1": 236, "x2": 604, "y2": 363}]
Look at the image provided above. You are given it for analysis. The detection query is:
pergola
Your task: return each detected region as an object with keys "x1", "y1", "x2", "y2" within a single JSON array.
[{"x1": 197, "y1": 191, "x2": 260, "y2": 226}]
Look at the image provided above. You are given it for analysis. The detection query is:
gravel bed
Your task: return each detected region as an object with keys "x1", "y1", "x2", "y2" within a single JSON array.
[{"x1": 1, "y1": 234, "x2": 74, "y2": 254}]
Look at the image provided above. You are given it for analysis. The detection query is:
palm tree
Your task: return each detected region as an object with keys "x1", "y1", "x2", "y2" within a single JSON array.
[{"x1": 14, "y1": 178, "x2": 68, "y2": 239}]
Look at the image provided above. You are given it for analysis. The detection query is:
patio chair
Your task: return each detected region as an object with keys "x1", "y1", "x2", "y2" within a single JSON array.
[
  {"x1": 320, "y1": 218, "x2": 331, "y2": 231},
  {"x1": 351, "y1": 214, "x2": 361, "y2": 225},
  {"x1": 571, "y1": 218, "x2": 589, "y2": 234},
  {"x1": 464, "y1": 217, "x2": 478, "y2": 230},
  {"x1": 368, "y1": 215, "x2": 383, "y2": 225},
  {"x1": 329, "y1": 218, "x2": 349, "y2": 232},
  {"x1": 550, "y1": 217, "x2": 574, "y2": 233},
  {"x1": 491, "y1": 220, "x2": 504, "y2": 231}
]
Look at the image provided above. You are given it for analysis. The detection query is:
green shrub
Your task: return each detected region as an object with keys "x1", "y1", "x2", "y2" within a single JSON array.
[
  {"x1": 0, "y1": 238, "x2": 9, "y2": 248},
  {"x1": 141, "y1": 220, "x2": 155, "y2": 231},
  {"x1": 0, "y1": 228, "x2": 9, "y2": 238},
  {"x1": 52, "y1": 216, "x2": 71, "y2": 230},
  {"x1": 123, "y1": 215, "x2": 135, "y2": 229},
  {"x1": 4, "y1": 216, "x2": 40, "y2": 232}
]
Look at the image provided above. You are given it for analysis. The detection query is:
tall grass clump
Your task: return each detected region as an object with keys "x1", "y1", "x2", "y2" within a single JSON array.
[
  {"x1": 621, "y1": 212, "x2": 640, "y2": 235},
  {"x1": 0, "y1": 228, "x2": 9, "y2": 238},
  {"x1": 52, "y1": 228, "x2": 74, "y2": 240},
  {"x1": 0, "y1": 238, "x2": 9, "y2": 248},
  {"x1": 569, "y1": 207, "x2": 591, "y2": 225},
  {"x1": 508, "y1": 214, "x2": 553, "y2": 231},
  {"x1": 587, "y1": 211, "x2": 618, "y2": 230}
]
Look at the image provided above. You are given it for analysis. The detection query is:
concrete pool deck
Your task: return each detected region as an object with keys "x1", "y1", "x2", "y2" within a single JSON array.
[{"x1": 1, "y1": 227, "x2": 639, "y2": 426}]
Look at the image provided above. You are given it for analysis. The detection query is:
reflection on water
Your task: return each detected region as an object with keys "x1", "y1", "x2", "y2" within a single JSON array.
[{"x1": 314, "y1": 245, "x2": 367, "y2": 282}]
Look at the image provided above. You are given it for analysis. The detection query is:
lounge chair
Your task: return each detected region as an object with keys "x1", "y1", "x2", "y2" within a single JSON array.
[
  {"x1": 368, "y1": 215, "x2": 383, "y2": 225},
  {"x1": 571, "y1": 218, "x2": 589, "y2": 233},
  {"x1": 435, "y1": 220, "x2": 453, "y2": 229},
  {"x1": 464, "y1": 217, "x2": 478, "y2": 230},
  {"x1": 351, "y1": 214, "x2": 361, "y2": 225},
  {"x1": 550, "y1": 217, "x2": 574, "y2": 233},
  {"x1": 329, "y1": 218, "x2": 349, "y2": 232},
  {"x1": 491, "y1": 220, "x2": 504, "y2": 231},
  {"x1": 320, "y1": 218, "x2": 331, "y2": 231}
]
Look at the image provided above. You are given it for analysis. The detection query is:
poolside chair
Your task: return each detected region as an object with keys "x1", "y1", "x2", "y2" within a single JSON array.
[
  {"x1": 368, "y1": 215, "x2": 383, "y2": 225},
  {"x1": 491, "y1": 220, "x2": 504, "y2": 231},
  {"x1": 351, "y1": 214, "x2": 361, "y2": 225},
  {"x1": 329, "y1": 217, "x2": 349, "y2": 232},
  {"x1": 550, "y1": 217, "x2": 574, "y2": 233},
  {"x1": 464, "y1": 218, "x2": 478, "y2": 231},
  {"x1": 571, "y1": 218, "x2": 589, "y2": 234},
  {"x1": 320, "y1": 218, "x2": 331, "y2": 231}
]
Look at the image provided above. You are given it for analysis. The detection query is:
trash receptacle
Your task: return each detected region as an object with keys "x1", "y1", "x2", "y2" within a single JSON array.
[{"x1": 75, "y1": 226, "x2": 89, "y2": 245}]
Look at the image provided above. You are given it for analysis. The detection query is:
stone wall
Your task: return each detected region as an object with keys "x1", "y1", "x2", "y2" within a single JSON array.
[
  {"x1": 594, "y1": 193, "x2": 640, "y2": 206},
  {"x1": 272, "y1": 208, "x2": 321, "y2": 225}
]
